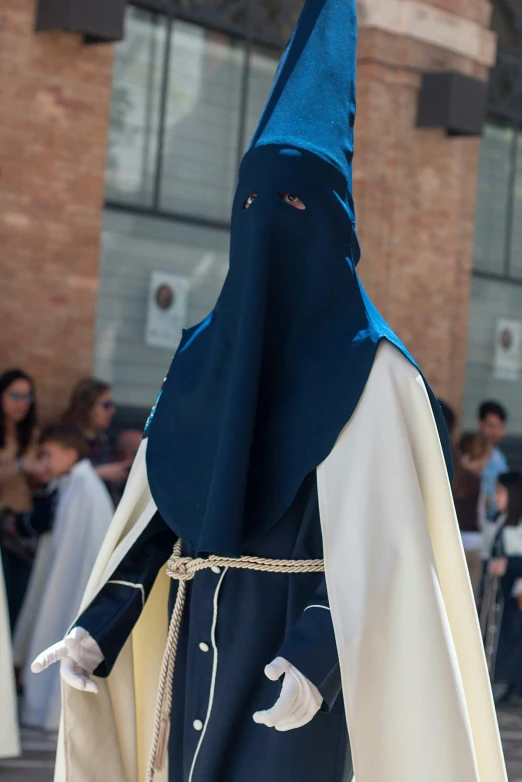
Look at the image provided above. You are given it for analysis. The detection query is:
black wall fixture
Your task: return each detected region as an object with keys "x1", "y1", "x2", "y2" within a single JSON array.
[
  {"x1": 35, "y1": 0, "x2": 126, "y2": 43},
  {"x1": 416, "y1": 72, "x2": 488, "y2": 136}
]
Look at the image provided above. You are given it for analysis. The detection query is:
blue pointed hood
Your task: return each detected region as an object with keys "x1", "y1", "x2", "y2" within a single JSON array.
[
  {"x1": 241, "y1": 0, "x2": 360, "y2": 261},
  {"x1": 144, "y1": 0, "x2": 452, "y2": 557},
  {"x1": 248, "y1": 0, "x2": 357, "y2": 186}
]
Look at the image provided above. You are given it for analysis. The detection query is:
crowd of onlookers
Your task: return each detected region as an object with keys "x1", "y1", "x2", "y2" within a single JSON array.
[
  {"x1": 441, "y1": 398, "x2": 522, "y2": 705},
  {"x1": 0, "y1": 368, "x2": 141, "y2": 733}
]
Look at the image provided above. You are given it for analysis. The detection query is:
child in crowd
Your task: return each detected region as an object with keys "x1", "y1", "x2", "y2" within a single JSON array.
[
  {"x1": 14, "y1": 424, "x2": 114, "y2": 730},
  {"x1": 482, "y1": 471, "x2": 522, "y2": 703},
  {"x1": 452, "y1": 432, "x2": 491, "y2": 597}
]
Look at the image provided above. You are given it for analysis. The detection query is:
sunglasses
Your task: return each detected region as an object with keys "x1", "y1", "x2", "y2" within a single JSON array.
[
  {"x1": 8, "y1": 392, "x2": 34, "y2": 403},
  {"x1": 99, "y1": 400, "x2": 116, "y2": 411}
]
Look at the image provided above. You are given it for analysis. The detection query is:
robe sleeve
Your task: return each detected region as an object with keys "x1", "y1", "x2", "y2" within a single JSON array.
[
  {"x1": 77, "y1": 512, "x2": 176, "y2": 677},
  {"x1": 317, "y1": 341, "x2": 507, "y2": 782},
  {"x1": 276, "y1": 578, "x2": 341, "y2": 710}
]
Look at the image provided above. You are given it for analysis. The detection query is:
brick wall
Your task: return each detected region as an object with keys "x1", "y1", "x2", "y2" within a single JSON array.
[
  {"x1": 0, "y1": 0, "x2": 114, "y2": 422},
  {"x1": 356, "y1": 0, "x2": 494, "y2": 410}
]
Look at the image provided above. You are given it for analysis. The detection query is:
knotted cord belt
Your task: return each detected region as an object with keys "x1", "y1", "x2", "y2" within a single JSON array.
[{"x1": 145, "y1": 539, "x2": 325, "y2": 781}]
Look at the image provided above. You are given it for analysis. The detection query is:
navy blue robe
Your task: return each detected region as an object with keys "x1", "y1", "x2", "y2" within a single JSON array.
[{"x1": 78, "y1": 473, "x2": 353, "y2": 781}]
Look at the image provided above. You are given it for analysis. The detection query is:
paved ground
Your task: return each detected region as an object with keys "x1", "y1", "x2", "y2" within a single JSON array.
[
  {"x1": 500, "y1": 706, "x2": 522, "y2": 782},
  {"x1": 3, "y1": 708, "x2": 522, "y2": 780},
  {"x1": 0, "y1": 728, "x2": 55, "y2": 782}
]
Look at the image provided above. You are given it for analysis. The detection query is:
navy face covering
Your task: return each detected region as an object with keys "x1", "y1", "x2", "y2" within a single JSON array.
[{"x1": 145, "y1": 0, "x2": 452, "y2": 556}]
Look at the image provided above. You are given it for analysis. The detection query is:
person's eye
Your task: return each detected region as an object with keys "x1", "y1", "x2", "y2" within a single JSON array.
[
  {"x1": 243, "y1": 193, "x2": 257, "y2": 210},
  {"x1": 277, "y1": 192, "x2": 306, "y2": 210}
]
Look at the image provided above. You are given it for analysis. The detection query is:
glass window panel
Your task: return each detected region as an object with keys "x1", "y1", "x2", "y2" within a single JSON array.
[
  {"x1": 251, "y1": 0, "x2": 302, "y2": 48},
  {"x1": 509, "y1": 133, "x2": 522, "y2": 279},
  {"x1": 463, "y1": 276, "x2": 522, "y2": 437},
  {"x1": 242, "y1": 44, "x2": 279, "y2": 151},
  {"x1": 473, "y1": 123, "x2": 515, "y2": 275},
  {"x1": 94, "y1": 210, "x2": 229, "y2": 408},
  {"x1": 105, "y1": 8, "x2": 165, "y2": 206},
  {"x1": 160, "y1": 22, "x2": 245, "y2": 222}
]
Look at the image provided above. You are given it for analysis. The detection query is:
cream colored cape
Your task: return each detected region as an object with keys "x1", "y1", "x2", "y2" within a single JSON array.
[
  {"x1": 54, "y1": 342, "x2": 506, "y2": 782},
  {"x1": 0, "y1": 552, "x2": 21, "y2": 759}
]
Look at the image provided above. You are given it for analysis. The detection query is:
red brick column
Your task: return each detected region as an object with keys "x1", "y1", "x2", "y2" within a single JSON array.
[
  {"x1": 0, "y1": 1, "x2": 114, "y2": 422},
  {"x1": 355, "y1": 0, "x2": 495, "y2": 410}
]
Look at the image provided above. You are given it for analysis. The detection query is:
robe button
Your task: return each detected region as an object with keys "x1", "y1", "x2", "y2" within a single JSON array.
[
  {"x1": 211, "y1": 566, "x2": 221, "y2": 574},
  {"x1": 193, "y1": 720, "x2": 203, "y2": 731},
  {"x1": 199, "y1": 642, "x2": 209, "y2": 652}
]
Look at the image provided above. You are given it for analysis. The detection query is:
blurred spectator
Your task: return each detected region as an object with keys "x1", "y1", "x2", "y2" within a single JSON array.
[
  {"x1": 2, "y1": 485, "x2": 58, "y2": 692},
  {"x1": 93, "y1": 429, "x2": 142, "y2": 504},
  {"x1": 453, "y1": 432, "x2": 491, "y2": 597},
  {"x1": 0, "y1": 369, "x2": 48, "y2": 629},
  {"x1": 482, "y1": 471, "x2": 522, "y2": 704},
  {"x1": 62, "y1": 378, "x2": 131, "y2": 504},
  {"x1": 15, "y1": 424, "x2": 114, "y2": 730},
  {"x1": 478, "y1": 401, "x2": 509, "y2": 519},
  {"x1": 116, "y1": 429, "x2": 142, "y2": 464}
]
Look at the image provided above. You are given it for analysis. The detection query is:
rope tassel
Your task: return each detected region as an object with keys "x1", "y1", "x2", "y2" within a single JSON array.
[
  {"x1": 154, "y1": 715, "x2": 171, "y2": 772},
  {"x1": 145, "y1": 539, "x2": 324, "y2": 781}
]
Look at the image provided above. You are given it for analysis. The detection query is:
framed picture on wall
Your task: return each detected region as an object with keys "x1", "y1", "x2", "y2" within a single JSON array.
[
  {"x1": 145, "y1": 271, "x2": 190, "y2": 350},
  {"x1": 493, "y1": 318, "x2": 522, "y2": 381}
]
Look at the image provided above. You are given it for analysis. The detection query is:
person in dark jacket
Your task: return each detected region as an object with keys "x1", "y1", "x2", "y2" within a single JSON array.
[
  {"x1": 453, "y1": 432, "x2": 491, "y2": 597},
  {"x1": 482, "y1": 471, "x2": 522, "y2": 703}
]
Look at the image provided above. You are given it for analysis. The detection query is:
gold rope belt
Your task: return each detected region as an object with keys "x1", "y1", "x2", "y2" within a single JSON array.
[{"x1": 145, "y1": 539, "x2": 325, "y2": 781}]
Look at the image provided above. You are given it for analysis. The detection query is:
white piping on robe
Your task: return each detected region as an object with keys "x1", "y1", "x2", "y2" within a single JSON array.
[
  {"x1": 304, "y1": 604, "x2": 331, "y2": 612},
  {"x1": 188, "y1": 567, "x2": 229, "y2": 782},
  {"x1": 107, "y1": 580, "x2": 145, "y2": 608}
]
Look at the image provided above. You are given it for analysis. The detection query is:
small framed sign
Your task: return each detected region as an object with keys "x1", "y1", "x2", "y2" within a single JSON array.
[
  {"x1": 493, "y1": 318, "x2": 522, "y2": 381},
  {"x1": 145, "y1": 272, "x2": 190, "y2": 350}
]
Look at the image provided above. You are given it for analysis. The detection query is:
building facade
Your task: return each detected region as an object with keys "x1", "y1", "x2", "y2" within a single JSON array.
[
  {"x1": 462, "y1": 0, "x2": 522, "y2": 449},
  {"x1": 2, "y1": 0, "x2": 519, "y2": 445}
]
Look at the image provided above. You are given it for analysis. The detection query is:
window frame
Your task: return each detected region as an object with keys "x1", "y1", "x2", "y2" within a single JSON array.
[
  {"x1": 474, "y1": 38, "x2": 522, "y2": 285},
  {"x1": 105, "y1": 0, "x2": 290, "y2": 230}
]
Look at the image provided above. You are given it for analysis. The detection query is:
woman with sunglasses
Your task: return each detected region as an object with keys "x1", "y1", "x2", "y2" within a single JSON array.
[
  {"x1": 0, "y1": 369, "x2": 46, "y2": 630},
  {"x1": 62, "y1": 378, "x2": 131, "y2": 505}
]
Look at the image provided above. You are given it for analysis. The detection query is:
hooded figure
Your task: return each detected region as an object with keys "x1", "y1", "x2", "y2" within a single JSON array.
[{"x1": 32, "y1": 1, "x2": 506, "y2": 781}]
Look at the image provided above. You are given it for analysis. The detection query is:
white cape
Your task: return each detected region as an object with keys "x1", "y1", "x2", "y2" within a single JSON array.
[
  {"x1": 54, "y1": 342, "x2": 506, "y2": 781},
  {"x1": 21, "y1": 459, "x2": 114, "y2": 731},
  {"x1": 0, "y1": 553, "x2": 20, "y2": 759}
]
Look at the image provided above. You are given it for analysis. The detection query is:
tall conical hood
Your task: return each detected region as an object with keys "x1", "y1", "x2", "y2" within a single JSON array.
[
  {"x1": 145, "y1": 0, "x2": 453, "y2": 557},
  {"x1": 247, "y1": 0, "x2": 357, "y2": 188}
]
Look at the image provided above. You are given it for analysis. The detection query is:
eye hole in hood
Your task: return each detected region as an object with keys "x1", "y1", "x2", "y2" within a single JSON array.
[
  {"x1": 243, "y1": 193, "x2": 258, "y2": 210},
  {"x1": 243, "y1": 192, "x2": 307, "y2": 211},
  {"x1": 277, "y1": 192, "x2": 306, "y2": 210}
]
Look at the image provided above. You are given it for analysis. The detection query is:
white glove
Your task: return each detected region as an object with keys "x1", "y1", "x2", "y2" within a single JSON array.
[
  {"x1": 31, "y1": 626, "x2": 104, "y2": 694},
  {"x1": 253, "y1": 656, "x2": 323, "y2": 731}
]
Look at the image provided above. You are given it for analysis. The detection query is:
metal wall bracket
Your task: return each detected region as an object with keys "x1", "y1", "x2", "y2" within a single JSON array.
[
  {"x1": 35, "y1": 0, "x2": 126, "y2": 43},
  {"x1": 416, "y1": 72, "x2": 488, "y2": 137}
]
